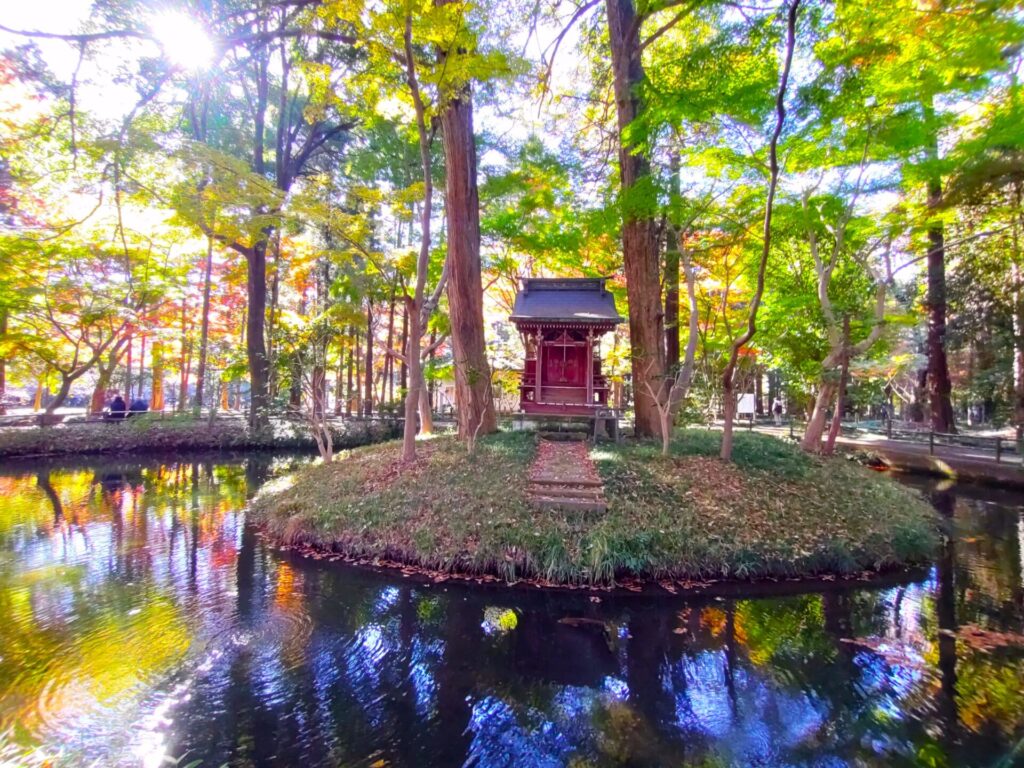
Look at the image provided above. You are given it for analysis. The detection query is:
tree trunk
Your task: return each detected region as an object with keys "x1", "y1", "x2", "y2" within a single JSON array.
[
  {"x1": 438, "y1": 69, "x2": 497, "y2": 440},
  {"x1": 364, "y1": 301, "x2": 374, "y2": 417},
  {"x1": 606, "y1": 0, "x2": 664, "y2": 438},
  {"x1": 720, "y1": 0, "x2": 800, "y2": 460},
  {"x1": 194, "y1": 236, "x2": 215, "y2": 412},
  {"x1": 823, "y1": 317, "x2": 851, "y2": 456},
  {"x1": 418, "y1": 370, "x2": 434, "y2": 436},
  {"x1": 125, "y1": 332, "x2": 133, "y2": 402},
  {"x1": 801, "y1": 382, "x2": 836, "y2": 452},
  {"x1": 923, "y1": 98, "x2": 955, "y2": 434},
  {"x1": 400, "y1": 307, "x2": 408, "y2": 396},
  {"x1": 246, "y1": 242, "x2": 271, "y2": 431},
  {"x1": 151, "y1": 340, "x2": 165, "y2": 411},
  {"x1": 383, "y1": 289, "x2": 396, "y2": 406},
  {"x1": 665, "y1": 153, "x2": 681, "y2": 373},
  {"x1": 346, "y1": 328, "x2": 355, "y2": 417}
]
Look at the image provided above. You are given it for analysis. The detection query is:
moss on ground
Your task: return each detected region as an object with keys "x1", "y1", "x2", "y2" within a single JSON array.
[
  {"x1": 0, "y1": 415, "x2": 398, "y2": 459},
  {"x1": 253, "y1": 429, "x2": 940, "y2": 587}
]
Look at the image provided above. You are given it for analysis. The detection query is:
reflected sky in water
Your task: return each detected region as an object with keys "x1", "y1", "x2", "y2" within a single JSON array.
[{"x1": 0, "y1": 454, "x2": 1022, "y2": 767}]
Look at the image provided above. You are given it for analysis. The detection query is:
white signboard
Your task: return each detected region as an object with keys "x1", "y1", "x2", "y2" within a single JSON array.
[{"x1": 737, "y1": 393, "x2": 756, "y2": 416}]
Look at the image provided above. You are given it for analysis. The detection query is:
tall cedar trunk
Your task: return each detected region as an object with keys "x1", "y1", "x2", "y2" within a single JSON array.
[
  {"x1": 399, "y1": 308, "x2": 408, "y2": 395},
  {"x1": 383, "y1": 290, "x2": 396, "y2": 406},
  {"x1": 194, "y1": 236, "x2": 215, "y2": 411},
  {"x1": 267, "y1": 231, "x2": 282, "y2": 398},
  {"x1": 1013, "y1": 192, "x2": 1024, "y2": 443},
  {"x1": 923, "y1": 98, "x2": 955, "y2": 433},
  {"x1": 151, "y1": 340, "x2": 165, "y2": 411},
  {"x1": 354, "y1": 330, "x2": 362, "y2": 417},
  {"x1": 665, "y1": 153, "x2": 681, "y2": 373},
  {"x1": 364, "y1": 302, "x2": 374, "y2": 417},
  {"x1": 346, "y1": 327, "x2": 355, "y2": 417},
  {"x1": 246, "y1": 241, "x2": 270, "y2": 430},
  {"x1": 606, "y1": 0, "x2": 664, "y2": 438},
  {"x1": 125, "y1": 332, "x2": 133, "y2": 402},
  {"x1": 720, "y1": 0, "x2": 799, "y2": 460},
  {"x1": 0, "y1": 308, "x2": 7, "y2": 415},
  {"x1": 438, "y1": 70, "x2": 497, "y2": 439},
  {"x1": 138, "y1": 333, "x2": 146, "y2": 399}
]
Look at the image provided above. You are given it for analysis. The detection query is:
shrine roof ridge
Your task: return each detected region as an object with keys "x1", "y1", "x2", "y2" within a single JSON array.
[{"x1": 510, "y1": 277, "x2": 623, "y2": 325}]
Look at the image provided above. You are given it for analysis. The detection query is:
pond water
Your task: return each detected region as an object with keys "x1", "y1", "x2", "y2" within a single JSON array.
[{"x1": 0, "y1": 453, "x2": 1022, "y2": 767}]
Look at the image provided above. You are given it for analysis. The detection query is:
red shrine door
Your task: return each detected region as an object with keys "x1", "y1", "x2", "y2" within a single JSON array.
[{"x1": 541, "y1": 330, "x2": 589, "y2": 404}]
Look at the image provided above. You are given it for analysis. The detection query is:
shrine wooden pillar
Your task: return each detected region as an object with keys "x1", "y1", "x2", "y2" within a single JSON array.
[
  {"x1": 534, "y1": 328, "x2": 543, "y2": 404},
  {"x1": 585, "y1": 330, "x2": 594, "y2": 405}
]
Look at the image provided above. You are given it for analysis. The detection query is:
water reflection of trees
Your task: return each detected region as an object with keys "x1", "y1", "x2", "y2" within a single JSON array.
[{"x1": 3, "y1": 462, "x2": 1024, "y2": 766}]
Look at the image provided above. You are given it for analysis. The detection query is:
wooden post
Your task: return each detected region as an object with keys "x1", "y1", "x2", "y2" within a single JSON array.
[
  {"x1": 535, "y1": 329, "x2": 543, "y2": 404},
  {"x1": 585, "y1": 330, "x2": 594, "y2": 406},
  {"x1": 996, "y1": 437, "x2": 1002, "y2": 463},
  {"x1": 929, "y1": 430, "x2": 935, "y2": 455}
]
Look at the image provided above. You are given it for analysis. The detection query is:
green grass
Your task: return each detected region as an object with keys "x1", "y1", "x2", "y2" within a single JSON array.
[{"x1": 253, "y1": 428, "x2": 940, "y2": 587}]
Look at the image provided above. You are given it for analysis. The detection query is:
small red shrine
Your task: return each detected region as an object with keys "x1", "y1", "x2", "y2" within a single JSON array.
[{"x1": 510, "y1": 277, "x2": 622, "y2": 415}]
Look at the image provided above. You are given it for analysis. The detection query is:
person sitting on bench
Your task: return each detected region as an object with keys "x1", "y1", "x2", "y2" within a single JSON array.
[
  {"x1": 128, "y1": 397, "x2": 149, "y2": 417},
  {"x1": 105, "y1": 394, "x2": 128, "y2": 420}
]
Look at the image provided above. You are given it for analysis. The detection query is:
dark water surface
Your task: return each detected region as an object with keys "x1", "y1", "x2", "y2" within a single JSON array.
[{"x1": 1, "y1": 453, "x2": 1023, "y2": 767}]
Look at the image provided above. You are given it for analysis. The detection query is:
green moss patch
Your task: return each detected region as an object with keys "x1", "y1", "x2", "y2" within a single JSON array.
[{"x1": 253, "y1": 429, "x2": 940, "y2": 587}]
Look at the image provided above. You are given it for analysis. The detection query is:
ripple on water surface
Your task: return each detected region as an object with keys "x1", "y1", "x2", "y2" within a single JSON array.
[{"x1": 0, "y1": 455, "x2": 1023, "y2": 767}]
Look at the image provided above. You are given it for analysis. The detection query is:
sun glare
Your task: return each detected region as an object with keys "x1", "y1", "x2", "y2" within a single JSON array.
[{"x1": 150, "y1": 12, "x2": 215, "y2": 71}]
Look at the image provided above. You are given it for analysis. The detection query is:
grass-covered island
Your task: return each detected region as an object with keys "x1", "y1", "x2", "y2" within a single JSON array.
[{"x1": 252, "y1": 430, "x2": 939, "y2": 588}]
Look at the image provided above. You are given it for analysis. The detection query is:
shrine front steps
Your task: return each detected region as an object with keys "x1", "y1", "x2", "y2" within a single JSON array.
[{"x1": 527, "y1": 438, "x2": 608, "y2": 515}]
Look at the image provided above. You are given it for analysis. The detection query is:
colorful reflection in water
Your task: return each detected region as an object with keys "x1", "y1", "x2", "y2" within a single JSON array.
[{"x1": 0, "y1": 455, "x2": 1022, "y2": 767}]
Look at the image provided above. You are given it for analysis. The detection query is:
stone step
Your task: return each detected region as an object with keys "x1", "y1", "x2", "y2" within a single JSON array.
[
  {"x1": 531, "y1": 497, "x2": 608, "y2": 514},
  {"x1": 529, "y1": 475, "x2": 603, "y2": 488},
  {"x1": 527, "y1": 485, "x2": 604, "y2": 499}
]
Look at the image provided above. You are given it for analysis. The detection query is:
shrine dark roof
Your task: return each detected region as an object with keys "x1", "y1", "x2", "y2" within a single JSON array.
[{"x1": 510, "y1": 278, "x2": 622, "y2": 325}]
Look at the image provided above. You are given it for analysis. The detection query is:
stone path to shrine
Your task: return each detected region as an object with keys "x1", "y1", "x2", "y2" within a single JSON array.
[{"x1": 527, "y1": 438, "x2": 607, "y2": 514}]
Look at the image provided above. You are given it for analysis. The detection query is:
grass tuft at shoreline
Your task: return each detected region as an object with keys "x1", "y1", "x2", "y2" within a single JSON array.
[{"x1": 252, "y1": 429, "x2": 940, "y2": 587}]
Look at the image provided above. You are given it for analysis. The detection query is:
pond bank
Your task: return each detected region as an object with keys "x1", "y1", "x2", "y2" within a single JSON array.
[
  {"x1": 0, "y1": 416, "x2": 400, "y2": 459},
  {"x1": 253, "y1": 430, "x2": 940, "y2": 588}
]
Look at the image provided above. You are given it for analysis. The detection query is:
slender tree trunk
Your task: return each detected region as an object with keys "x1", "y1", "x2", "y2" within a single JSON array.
[
  {"x1": 267, "y1": 231, "x2": 282, "y2": 399},
  {"x1": 364, "y1": 301, "x2": 374, "y2": 417},
  {"x1": 125, "y1": 331, "x2": 133, "y2": 402},
  {"x1": 194, "y1": 236, "x2": 215, "y2": 412},
  {"x1": 923, "y1": 97, "x2": 955, "y2": 433},
  {"x1": 721, "y1": 0, "x2": 799, "y2": 460},
  {"x1": 437, "y1": 57, "x2": 497, "y2": 439},
  {"x1": 384, "y1": 289, "x2": 396, "y2": 406},
  {"x1": 33, "y1": 378, "x2": 43, "y2": 411},
  {"x1": 606, "y1": 0, "x2": 664, "y2": 438},
  {"x1": 138, "y1": 333, "x2": 146, "y2": 400},
  {"x1": 346, "y1": 328, "x2": 355, "y2": 417},
  {"x1": 334, "y1": 343, "x2": 345, "y2": 417},
  {"x1": 354, "y1": 329, "x2": 362, "y2": 417}
]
